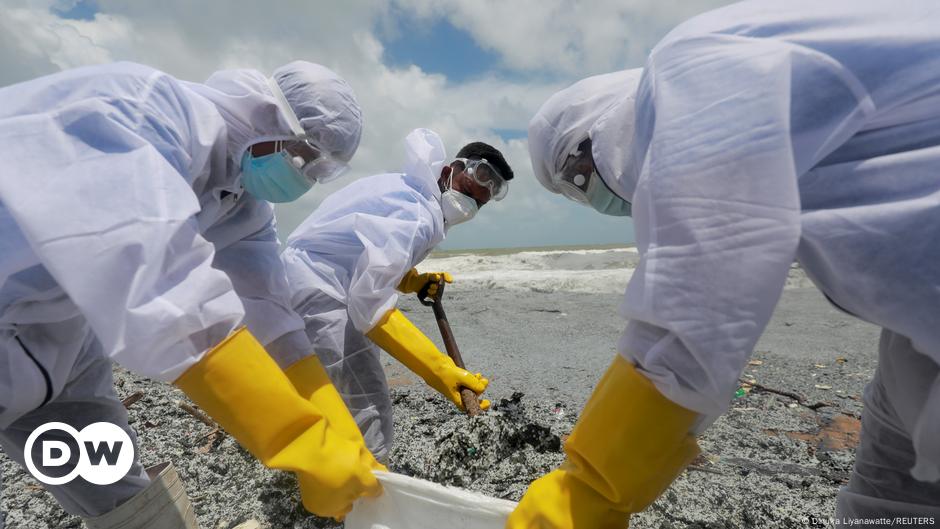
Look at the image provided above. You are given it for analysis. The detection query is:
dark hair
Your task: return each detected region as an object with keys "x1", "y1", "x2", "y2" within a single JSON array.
[{"x1": 456, "y1": 142, "x2": 514, "y2": 181}]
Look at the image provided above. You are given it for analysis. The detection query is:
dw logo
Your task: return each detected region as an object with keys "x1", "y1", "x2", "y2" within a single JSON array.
[{"x1": 24, "y1": 422, "x2": 134, "y2": 485}]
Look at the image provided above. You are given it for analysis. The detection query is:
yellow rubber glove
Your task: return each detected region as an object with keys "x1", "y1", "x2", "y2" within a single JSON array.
[
  {"x1": 285, "y1": 354, "x2": 381, "y2": 448},
  {"x1": 366, "y1": 309, "x2": 490, "y2": 411},
  {"x1": 397, "y1": 267, "x2": 453, "y2": 299},
  {"x1": 175, "y1": 328, "x2": 382, "y2": 519},
  {"x1": 506, "y1": 355, "x2": 700, "y2": 529}
]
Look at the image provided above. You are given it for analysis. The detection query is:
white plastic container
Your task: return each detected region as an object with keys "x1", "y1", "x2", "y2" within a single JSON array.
[{"x1": 345, "y1": 472, "x2": 517, "y2": 529}]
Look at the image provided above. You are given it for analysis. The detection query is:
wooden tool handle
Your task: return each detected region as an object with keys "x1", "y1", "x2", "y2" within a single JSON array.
[{"x1": 429, "y1": 280, "x2": 483, "y2": 417}]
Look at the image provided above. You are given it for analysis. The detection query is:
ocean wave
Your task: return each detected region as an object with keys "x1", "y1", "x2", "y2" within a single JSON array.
[{"x1": 419, "y1": 247, "x2": 811, "y2": 294}]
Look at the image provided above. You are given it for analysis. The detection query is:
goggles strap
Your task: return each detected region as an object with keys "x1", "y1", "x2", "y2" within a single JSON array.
[{"x1": 266, "y1": 77, "x2": 306, "y2": 137}]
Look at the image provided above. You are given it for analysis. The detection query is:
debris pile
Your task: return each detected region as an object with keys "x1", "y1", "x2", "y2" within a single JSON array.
[{"x1": 390, "y1": 391, "x2": 567, "y2": 499}]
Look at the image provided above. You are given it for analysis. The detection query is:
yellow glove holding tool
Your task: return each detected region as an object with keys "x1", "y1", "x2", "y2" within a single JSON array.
[
  {"x1": 506, "y1": 355, "x2": 700, "y2": 529},
  {"x1": 397, "y1": 267, "x2": 452, "y2": 299},
  {"x1": 366, "y1": 309, "x2": 490, "y2": 411},
  {"x1": 175, "y1": 328, "x2": 382, "y2": 519}
]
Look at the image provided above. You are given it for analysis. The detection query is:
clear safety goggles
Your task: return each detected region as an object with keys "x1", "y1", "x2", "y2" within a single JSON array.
[
  {"x1": 262, "y1": 77, "x2": 348, "y2": 184},
  {"x1": 451, "y1": 157, "x2": 509, "y2": 201},
  {"x1": 552, "y1": 141, "x2": 595, "y2": 204},
  {"x1": 253, "y1": 137, "x2": 349, "y2": 184}
]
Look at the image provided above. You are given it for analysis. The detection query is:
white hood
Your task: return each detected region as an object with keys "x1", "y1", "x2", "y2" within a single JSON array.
[
  {"x1": 528, "y1": 68, "x2": 643, "y2": 202},
  {"x1": 402, "y1": 128, "x2": 446, "y2": 201},
  {"x1": 187, "y1": 61, "x2": 363, "y2": 171}
]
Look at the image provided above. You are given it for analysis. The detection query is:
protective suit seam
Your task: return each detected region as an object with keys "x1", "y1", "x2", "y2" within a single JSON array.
[
  {"x1": 656, "y1": 33, "x2": 875, "y2": 116},
  {"x1": 25, "y1": 216, "x2": 190, "y2": 246},
  {"x1": 13, "y1": 333, "x2": 52, "y2": 407},
  {"x1": 652, "y1": 194, "x2": 800, "y2": 211}
]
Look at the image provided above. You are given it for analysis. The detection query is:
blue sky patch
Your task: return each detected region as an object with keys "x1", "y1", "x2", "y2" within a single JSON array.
[
  {"x1": 52, "y1": 0, "x2": 98, "y2": 20},
  {"x1": 380, "y1": 13, "x2": 502, "y2": 83},
  {"x1": 494, "y1": 128, "x2": 528, "y2": 142}
]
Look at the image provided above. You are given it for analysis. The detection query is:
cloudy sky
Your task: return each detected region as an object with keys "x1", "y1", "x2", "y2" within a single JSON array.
[{"x1": 1, "y1": 0, "x2": 731, "y2": 250}]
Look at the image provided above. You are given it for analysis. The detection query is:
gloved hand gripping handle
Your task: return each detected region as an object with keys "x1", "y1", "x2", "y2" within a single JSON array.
[{"x1": 418, "y1": 278, "x2": 483, "y2": 416}]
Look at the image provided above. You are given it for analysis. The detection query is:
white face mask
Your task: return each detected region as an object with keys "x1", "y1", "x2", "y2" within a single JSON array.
[{"x1": 440, "y1": 173, "x2": 479, "y2": 228}]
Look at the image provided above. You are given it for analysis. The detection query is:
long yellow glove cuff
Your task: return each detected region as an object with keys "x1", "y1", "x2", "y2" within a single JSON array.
[
  {"x1": 284, "y1": 355, "x2": 379, "y2": 449},
  {"x1": 175, "y1": 328, "x2": 381, "y2": 519},
  {"x1": 366, "y1": 309, "x2": 489, "y2": 411},
  {"x1": 507, "y1": 355, "x2": 700, "y2": 528},
  {"x1": 397, "y1": 267, "x2": 453, "y2": 297}
]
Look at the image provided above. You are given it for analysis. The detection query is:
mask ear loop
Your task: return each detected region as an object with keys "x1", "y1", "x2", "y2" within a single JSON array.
[
  {"x1": 266, "y1": 79, "x2": 310, "y2": 172},
  {"x1": 446, "y1": 159, "x2": 467, "y2": 192}
]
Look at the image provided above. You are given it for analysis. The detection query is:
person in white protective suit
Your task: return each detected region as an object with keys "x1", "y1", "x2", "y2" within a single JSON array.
[
  {"x1": 510, "y1": 1, "x2": 940, "y2": 527},
  {"x1": 0, "y1": 60, "x2": 385, "y2": 528},
  {"x1": 277, "y1": 128, "x2": 514, "y2": 460}
]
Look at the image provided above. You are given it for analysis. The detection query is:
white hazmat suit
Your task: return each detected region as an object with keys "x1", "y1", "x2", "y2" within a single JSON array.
[
  {"x1": 0, "y1": 60, "x2": 361, "y2": 518},
  {"x1": 528, "y1": 0, "x2": 940, "y2": 523},
  {"x1": 279, "y1": 129, "x2": 447, "y2": 460}
]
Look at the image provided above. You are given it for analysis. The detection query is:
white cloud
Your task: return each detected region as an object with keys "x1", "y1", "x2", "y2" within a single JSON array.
[
  {"x1": 0, "y1": 2, "x2": 113, "y2": 84},
  {"x1": 391, "y1": 0, "x2": 729, "y2": 75},
  {"x1": 0, "y1": 0, "x2": 731, "y2": 249}
]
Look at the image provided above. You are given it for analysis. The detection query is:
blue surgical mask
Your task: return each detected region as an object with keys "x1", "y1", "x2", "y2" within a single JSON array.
[
  {"x1": 240, "y1": 150, "x2": 313, "y2": 203},
  {"x1": 585, "y1": 171, "x2": 632, "y2": 216}
]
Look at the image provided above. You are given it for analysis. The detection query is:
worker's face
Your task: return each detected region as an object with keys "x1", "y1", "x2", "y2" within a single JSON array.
[{"x1": 440, "y1": 164, "x2": 491, "y2": 207}]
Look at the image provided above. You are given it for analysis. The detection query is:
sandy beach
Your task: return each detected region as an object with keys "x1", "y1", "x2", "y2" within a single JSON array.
[{"x1": 1, "y1": 246, "x2": 880, "y2": 528}]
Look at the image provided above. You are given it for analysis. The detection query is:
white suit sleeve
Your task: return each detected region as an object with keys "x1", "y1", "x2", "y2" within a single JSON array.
[
  {"x1": 0, "y1": 114, "x2": 243, "y2": 382},
  {"x1": 347, "y1": 208, "x2": 437, "y2": 333},
  {"x1": 209, "y1": 198, "x2": 309, "y2": 358},
  {"x1": 620, "y1": 34, "x2": 872, "y2": 417}
]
